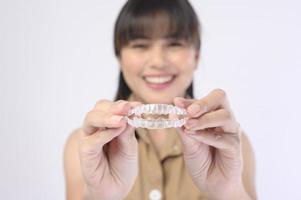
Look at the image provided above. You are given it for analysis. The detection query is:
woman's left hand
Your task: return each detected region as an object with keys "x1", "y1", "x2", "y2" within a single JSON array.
[{"x1": 174, "y1": 89, "x2": 251, "y2": 200}]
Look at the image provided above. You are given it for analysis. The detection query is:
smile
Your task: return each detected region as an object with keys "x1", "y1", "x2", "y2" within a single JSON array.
[
  {"x1": 144, "y1": 75, "x2": 174, "y2": 84},
  {"x1": 143, "y1": 75, "x2": 176, "y2": 90}
]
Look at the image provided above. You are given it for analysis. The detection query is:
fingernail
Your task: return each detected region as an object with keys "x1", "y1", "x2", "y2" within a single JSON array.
[
  {"x1": 110, "y1": 115, "x2": 124, "y2": 123},
  {"x1": 185, "y1": 119, "x2": 198, "y2": 129},
  {"x1": 174, "y1": 97, "x2": 185, "y2": 107},
  {"x1": 189, "y1": 104, "x2": 202, "y2": 115},
  {"x1": 185, "y1": 129, "x2": 196, "y2": 135}
]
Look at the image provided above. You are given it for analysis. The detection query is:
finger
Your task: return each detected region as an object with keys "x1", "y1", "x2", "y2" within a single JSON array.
[
  {"x1": 187, "y1": 89, "x2": 231, "y2": 118},
  {"x1": 78, "y1": 126, "x2": 127, "y2": 155},
  {"x1": 82, "y1": 102, "x2": 140, "y2": 136},
  {"x1": 107, "y1": 125, "x2": 138, "y2": 186},
  {"x1": 117, "y1": 124, "x2": 137, "y2": 145},
  {"x1": 83, "y1": 111, "x2": 127, "y2": 136},
  {"x1": 175, "y1": 127, "x2": 194, "y2": 148},
  {"x1": 175, "y1": 127, "x2": 201, "y2": 151},
  {"x1": 93, "y1": 99, "x2": 113, "y2": 111},
  {"x1": 174, "y1": 97, "x2": 194, "y2": 109},
  {"x1": 128, "y1": 101, "x2": 143, "y2": 111},
  {"x1": 114, "y1": 125, "x2": 138, "y2": 159},
  {"x1": 185, "y1": 129, "x2": 240, "y2": 150},
  {"x1": 83, "y1": 100, "x2": 139, "y2": 135},
  {"x1": 185, "y1": 109, "x2": 236, "y2": 131},
  {"x1": 110, "y1": 100, "x2": 132, "y2": 115},
  {"x1": 94, "y1": 100, "x2": 132, "y2": 115},
  {"x1": 110, "y1": 100, "x2": 143, "y2": 116},
  {"x1": 173, "y1": 96, "x2": 193, "y2": 120}
]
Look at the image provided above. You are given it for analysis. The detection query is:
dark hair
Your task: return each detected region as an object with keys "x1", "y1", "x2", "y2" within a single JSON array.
[{"x1": 113, "y1": 0, "x2": 201, "y2": 101}]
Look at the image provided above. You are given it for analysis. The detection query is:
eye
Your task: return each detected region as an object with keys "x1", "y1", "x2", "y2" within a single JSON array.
[
  {"x1": 128, "y1": 39, "x2": 150, "y2": 49},
  {"x1": 131, "y1": 44, "x2": 148, "y2": 49},
  {"x1": 170, "y1": 42, "x2": 182, "y2": 46},
  {"x1": 168, "y1": 41, "x2": 185, "y2": 47}
]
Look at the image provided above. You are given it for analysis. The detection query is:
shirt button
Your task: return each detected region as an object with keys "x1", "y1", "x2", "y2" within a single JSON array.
[{"x1": 149, "y1": 189, "x2": 162, "y2": 200}]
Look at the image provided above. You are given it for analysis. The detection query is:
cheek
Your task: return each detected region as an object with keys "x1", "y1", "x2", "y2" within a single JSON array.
[
  {"x1": 169, "y1": 50, "x2": 196, "y2": 73},
  {"x1": 120, "y1": 51, "x2": 145, "y2": 75}
]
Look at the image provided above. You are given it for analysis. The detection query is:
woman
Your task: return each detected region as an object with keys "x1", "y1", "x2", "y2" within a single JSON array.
[{"x1": 64, "y1": 0, "x2": 257, "y2": 199}]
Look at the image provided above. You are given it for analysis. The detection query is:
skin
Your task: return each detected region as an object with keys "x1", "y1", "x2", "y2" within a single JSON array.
[
  {"x1": 63, "y1": 37, "x2": 257, "y2": 199},
  {"x1": 120, "y1": 37, "x2": 197, "y2": 104}
]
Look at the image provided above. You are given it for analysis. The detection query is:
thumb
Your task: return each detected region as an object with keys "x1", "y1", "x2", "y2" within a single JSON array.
[
  {"x1": 117, "y1": 124, "x2": 137, "y2": 151},
  {"x1": 78, "y1": 125, "x2": 126, "y2": 156},
  {"x1": 115, "y1": 100, "x2": 142, "y2": 150},
  {"x1": 174, "y1": 97, "x2": 196, "y2": 149},
  {"x1": 176, "y1": 127, "x2": 213, "y2": 158},
  {"x1": 174, "y1": 97, "x2": 194, "y2": 109},
  {"x1": 175, "y1": 127, "x2": 199, "y2": 154}
]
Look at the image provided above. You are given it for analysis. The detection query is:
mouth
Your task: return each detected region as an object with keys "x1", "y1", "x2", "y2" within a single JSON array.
[{"x1": 143, "y1": 75, "x2": 176, "y2": 90}]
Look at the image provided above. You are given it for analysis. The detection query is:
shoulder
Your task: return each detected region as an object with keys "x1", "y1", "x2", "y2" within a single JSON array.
[
  {"x1": 63, "y1": 127, "x2": 83, "y2": 169},
  {"x1": 63, "y1": 127, "x2": 87, "y2": 165},
  {"x1": 240, "y1": 130, "x2": 257, "y2": 199},
  {"x1": 66, "y1": 127, "x2": 82, "y2": 143},
  {"x1": 240, "y1": 131, "x2": 256, "y2": 167},
  {"x1": 63, "y1": 127, "x2": 86, "y2": 200},
  {"x1": 64, "y1": 127, "x2": 82, "y2": 155}
]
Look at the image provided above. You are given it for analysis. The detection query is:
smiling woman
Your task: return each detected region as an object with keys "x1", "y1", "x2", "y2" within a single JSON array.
[
  {"x1": 63, "y1": 0, "x2": 257, "y2": 200},
  {"x1": 113, "y1": 0, "x2": 200, "y2": 103}
]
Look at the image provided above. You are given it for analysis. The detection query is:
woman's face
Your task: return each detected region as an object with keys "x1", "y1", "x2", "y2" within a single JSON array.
[{"x1": 119, "y1": 37, "x2": 199, "y2": 104}]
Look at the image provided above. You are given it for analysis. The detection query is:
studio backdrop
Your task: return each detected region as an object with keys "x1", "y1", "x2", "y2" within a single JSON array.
[{"x1": 0, "y1": 0, "x2": 300, "y2": 199}]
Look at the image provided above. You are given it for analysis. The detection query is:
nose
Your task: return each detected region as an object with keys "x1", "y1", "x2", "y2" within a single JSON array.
[{"x1": 147, "y1": 45, "x2": 167, "y2": 69}]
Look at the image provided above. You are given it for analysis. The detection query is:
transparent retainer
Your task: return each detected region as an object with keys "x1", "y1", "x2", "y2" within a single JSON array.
[{"x1": 125, "y1": 104, "x2": 188, "y2": 129}]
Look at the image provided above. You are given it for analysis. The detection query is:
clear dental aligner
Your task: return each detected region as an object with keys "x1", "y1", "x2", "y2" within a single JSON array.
[{"x1": 125, "y1": 104, "x2": 188, "y2": 129}]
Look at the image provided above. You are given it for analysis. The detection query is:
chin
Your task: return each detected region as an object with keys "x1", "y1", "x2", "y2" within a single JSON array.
[{"x1": 142, "y1": 95, "x2": 175, "y2": 105}]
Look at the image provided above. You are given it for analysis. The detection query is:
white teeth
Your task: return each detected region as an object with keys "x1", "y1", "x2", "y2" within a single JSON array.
[{"x1": 144, "y1": 76, "x2": 173, "y2": 84}]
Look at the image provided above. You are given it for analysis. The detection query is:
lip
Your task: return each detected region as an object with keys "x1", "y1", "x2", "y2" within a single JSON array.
[
  {"x1": 143, "y1": 73, "x2": 175, "y2": 78},
  {"x1": 143, "y1": 75, "x2": 176, "y2": 90}
]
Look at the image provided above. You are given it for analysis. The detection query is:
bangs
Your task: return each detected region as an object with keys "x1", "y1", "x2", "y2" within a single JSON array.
[
  {"x1": 128, "y1": 9, "x2": 189, "y2": 40},
  {"x1": 114, "y1": 0, "x2": 200, "y2": 56}
]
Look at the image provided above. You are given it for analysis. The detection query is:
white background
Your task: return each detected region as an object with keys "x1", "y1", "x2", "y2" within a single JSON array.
[{"x1": 0, "y1": 0, "x2": 300, "y2": 199}]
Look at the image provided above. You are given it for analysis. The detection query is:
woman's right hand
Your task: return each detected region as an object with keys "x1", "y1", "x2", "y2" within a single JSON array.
[{"x1": 78, "y1": 100, "x2": 141, "y2": 200}]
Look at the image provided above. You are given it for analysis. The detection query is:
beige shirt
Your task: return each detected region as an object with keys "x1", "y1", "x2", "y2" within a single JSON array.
[{"x1": 124, "y1": 127, "x2": 207, "y2": 200}]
